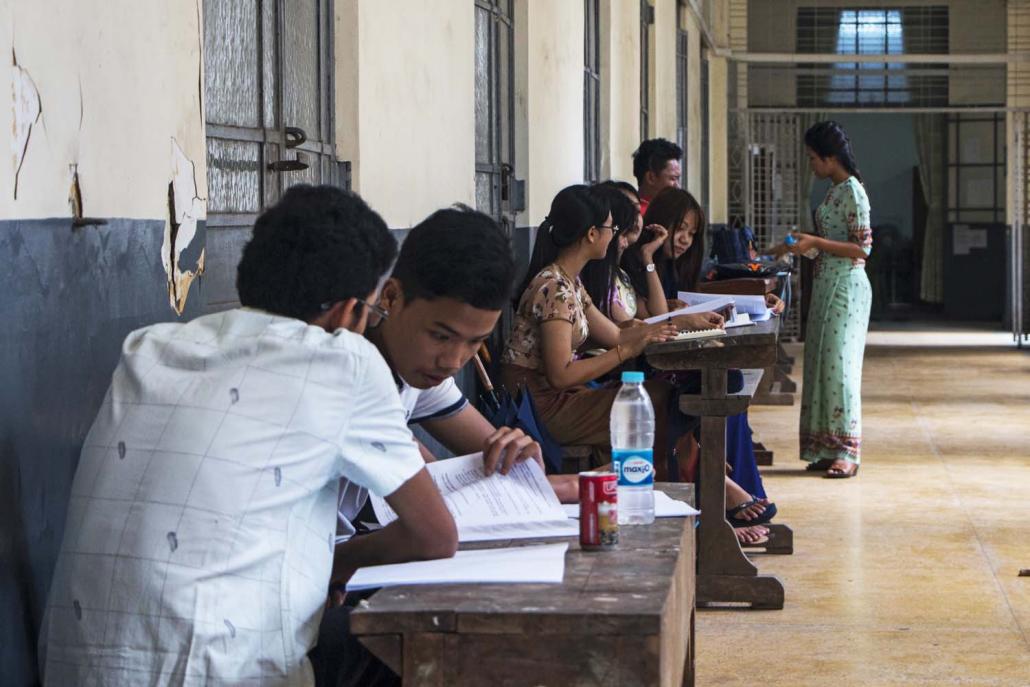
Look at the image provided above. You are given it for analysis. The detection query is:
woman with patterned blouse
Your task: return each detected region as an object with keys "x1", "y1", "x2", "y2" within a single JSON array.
[
  {"x1": 501, "y1": 185, "x2": 719, "y2": 477},
  {"x1": 785, "y1": 121, "x2": 873, "y2": 478}
]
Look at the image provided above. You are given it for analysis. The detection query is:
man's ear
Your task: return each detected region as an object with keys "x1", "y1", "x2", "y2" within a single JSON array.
[
  {"x1": 315, "y1": 298, "x2": 364, "y2": 333},
  {"x1": 379, "y1": 278, "x2": 404, "y2": 312}
]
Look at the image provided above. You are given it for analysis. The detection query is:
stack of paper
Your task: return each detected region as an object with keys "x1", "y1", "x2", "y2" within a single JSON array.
[
  {"x1": 346, "y1": 542, "x2": 569, "y2": 591},
  {"x1": 679, "y1": 291, "x2": 775, "y2": 323},
  {"x1": 370, "y1": 453, "x2": 579, "y2": 543},
  {"x1": 642, "y1": 295, "x2": 736, "y2": 325}
]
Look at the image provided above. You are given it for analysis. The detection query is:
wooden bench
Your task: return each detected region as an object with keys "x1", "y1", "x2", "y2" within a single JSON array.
[
  {"x1": 351, "y1": 483, "x2": 699, "y2": 686},
  {"x1": 647, "y1": 319, "x2": 790, "y2": 609},
  {"x1": 677, "y1": 367, "x2": 793, "y2": 556}
]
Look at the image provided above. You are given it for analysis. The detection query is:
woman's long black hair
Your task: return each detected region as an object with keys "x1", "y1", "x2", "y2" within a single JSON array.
[
  {"x1": 515, "y1": 184, "x2": 611, "y2": 303},
  {"x1": 580, "y1": 182, "x2": 640, "y2": 318},
  {"x1": 622, "y1": 187, "x2": 707, "y2": 297},
  {"x1": 804, "y1": 120, "x2": 863, "y2": 184}
]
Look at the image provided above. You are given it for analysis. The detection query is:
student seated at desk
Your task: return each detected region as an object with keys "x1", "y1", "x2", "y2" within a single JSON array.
[
  {"x1": 592, "y1": 184, "x2": 778, "y2": 544},
  {"x1": 500, "y1": 184, "x2": 712, "y2": 477},
  {"x1": 38, "y1": 186, "x2": 457, "y2": 687},
  {"x1": 358, "y1": 205, "x2": 579, "y2": 504}
]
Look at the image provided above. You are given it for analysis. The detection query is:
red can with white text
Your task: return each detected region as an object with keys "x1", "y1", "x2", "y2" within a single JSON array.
[{"x1": 579, "y1": 471, "x2": 618, "y2": 550}]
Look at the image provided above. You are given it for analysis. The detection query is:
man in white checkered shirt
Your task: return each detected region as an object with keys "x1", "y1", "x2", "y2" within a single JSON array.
[{"x1": 39, "y1": 186, "x2": 457, "y2": 686}]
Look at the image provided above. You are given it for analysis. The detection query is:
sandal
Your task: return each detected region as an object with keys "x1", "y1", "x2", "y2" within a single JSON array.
[
  {"x1": 726, "y1": 498, "x2": 778, "y2": 527},
  {"x1": 825, "y1": 460, "x2": 860, "y2": 479},
  {"x1": 805, "y1": 458, "x2": 835, "y2": 472}
]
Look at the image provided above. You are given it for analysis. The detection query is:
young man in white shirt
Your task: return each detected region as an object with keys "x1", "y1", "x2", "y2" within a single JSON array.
[
  {"x1": 363, "y1": 206, "x2": 579, "y2": 503},
  {"x1": 39, "y1": 186, "x2": 456, "y2": 686}
]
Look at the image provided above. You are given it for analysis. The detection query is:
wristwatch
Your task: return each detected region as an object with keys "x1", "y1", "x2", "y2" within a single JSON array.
[{"x1": 645, "y1": 263, "x2": 656, "y2": 273}]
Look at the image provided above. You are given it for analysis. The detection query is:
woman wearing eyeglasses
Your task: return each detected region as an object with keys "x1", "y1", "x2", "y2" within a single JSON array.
[{"x1": 500, "y1": 184, "x2": 718, "y2": 478}]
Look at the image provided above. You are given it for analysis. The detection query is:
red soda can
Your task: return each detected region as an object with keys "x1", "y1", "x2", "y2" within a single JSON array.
[{"x1": 579, "y1": 471, "x2": 618, "y2": 550}]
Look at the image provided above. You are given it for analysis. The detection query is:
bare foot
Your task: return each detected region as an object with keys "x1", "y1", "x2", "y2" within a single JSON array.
[
  {"x1": 825, "y1": 460, "x2": 859, "y2": 478},
  {"x1": 735, "y1": 525, "x2": 769, "y2": 545}
]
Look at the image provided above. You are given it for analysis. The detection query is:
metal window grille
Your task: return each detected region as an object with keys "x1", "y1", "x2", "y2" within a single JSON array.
[
  {"x1": 584, "y1": 0, "x2": 601, "y2": 183},
  {"x1": 640, "y1": 0, "x2": 652, "y2": 138},
  {"x1": 794, "y1": 6, "x2": 951, "y2": 108},
  {"x1": 947, "y1": 113, "x2": 1005, "y2": 224},
  {"x1": 675, "y1": 19, "x2": 689, "y2": 173},
  {"x1": 701, "y1": 51, "x2": 710, "y2": 213}
]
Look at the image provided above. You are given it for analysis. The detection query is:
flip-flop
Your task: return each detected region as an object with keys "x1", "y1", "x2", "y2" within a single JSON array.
[
  {"x1": 726, "y1": 499, "x2": 778, "y2": 527},
  {"x1": 824, "y1": 461, "x2": 860, "y2": 479}
]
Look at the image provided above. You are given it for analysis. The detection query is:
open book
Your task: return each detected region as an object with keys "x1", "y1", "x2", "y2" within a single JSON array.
[{"x1": 370, "y1": 453, "x2": 578, "y2": 543}]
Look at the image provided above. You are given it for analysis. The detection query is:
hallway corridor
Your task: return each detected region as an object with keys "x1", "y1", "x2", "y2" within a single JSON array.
[{"x1": 697, "y1": 332, "x2": 1030, "y2": 686}]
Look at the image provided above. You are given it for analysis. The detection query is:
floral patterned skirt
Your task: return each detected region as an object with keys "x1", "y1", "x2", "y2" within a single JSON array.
[{"x1": 800, "y1": 267, "x2": 872, "y2": 464}]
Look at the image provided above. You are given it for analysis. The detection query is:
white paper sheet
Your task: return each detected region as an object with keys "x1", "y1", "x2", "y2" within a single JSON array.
[
  {"x1": 642, "y1": 295, "x2": 736, "y2": 324},
  {"x1": 561, "y1": 490, "x2": 699, "y2": 519},
  {"x1": 724, "y1": 312, "x2": 754, "y2": 329},
  {"x1": 679, "y1": 291, "x2": 767, "y2": 316},
  {"x1": 370, "y1": 453, "x2": 578, "y2": 542},
  {"x1": 346, "y1": 542, "x2": 569, "y2": 591}
]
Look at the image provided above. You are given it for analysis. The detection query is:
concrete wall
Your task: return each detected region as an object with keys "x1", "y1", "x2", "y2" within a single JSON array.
[
  {"x1": 600, "y1": 0, "x2": 642, "y2": 182},
  {"x1": 521, "y1": 0, "x2": 585, "y2": 223},
  {"x1": 0, "y1": 1, "x2": 207, "y2": 682},
  {"x1": 335, "y1": 0, "x2": 475, "y2": 229}
]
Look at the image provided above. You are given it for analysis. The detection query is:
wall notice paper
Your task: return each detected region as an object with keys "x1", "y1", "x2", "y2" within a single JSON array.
[
  {"x1": 561, "y1": 490, "x2": 699, "y2": 519},
  {"x1": 679, "y1": 291, "x2": 768, "y2": 317},
  {"x1": 346, "y1": 542, "x2": 569, "y2": 591},
  {"x1": 370, "y1": 453, "x2": 578, "y2": 542},
  {"x1": 643, "y1": 295, "x2": 736, "y2": 325},
  {"x1": 952, "y1": 225, "x2": 988, "y2": 256}
]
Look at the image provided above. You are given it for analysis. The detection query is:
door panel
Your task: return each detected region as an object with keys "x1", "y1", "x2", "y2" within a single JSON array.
[{"x1": 203, "y1": 0, "x2": 336, "y2": 312}]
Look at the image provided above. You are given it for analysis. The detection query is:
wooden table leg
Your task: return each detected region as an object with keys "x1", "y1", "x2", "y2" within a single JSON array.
[{"x1": 695, "y1": 368, "x2": 785, "y2": 609}]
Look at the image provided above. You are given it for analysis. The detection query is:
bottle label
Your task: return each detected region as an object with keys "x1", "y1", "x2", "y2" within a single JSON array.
[{"x1": 613, "y1": 448, "x2": 654, "y2": 487}]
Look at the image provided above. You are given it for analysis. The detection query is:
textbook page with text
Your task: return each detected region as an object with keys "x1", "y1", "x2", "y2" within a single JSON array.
[{"x1": 370, "y1": 453, "x2": 578, "y2": 542}]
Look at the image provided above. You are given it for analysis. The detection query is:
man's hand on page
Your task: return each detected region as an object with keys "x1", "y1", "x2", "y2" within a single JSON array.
[{"x1": 483, "y1": 427, "x2": 543, "y2": 476}]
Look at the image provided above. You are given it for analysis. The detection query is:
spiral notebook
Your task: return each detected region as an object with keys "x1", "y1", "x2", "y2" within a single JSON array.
[{"x1": 673, "y1": 327, "x2": 726, "y2": 341}]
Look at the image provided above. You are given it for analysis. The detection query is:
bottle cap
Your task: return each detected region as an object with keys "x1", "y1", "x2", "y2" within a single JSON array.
[{"x1": 621, "y1": 371, "x2": 645, "y2": 383}]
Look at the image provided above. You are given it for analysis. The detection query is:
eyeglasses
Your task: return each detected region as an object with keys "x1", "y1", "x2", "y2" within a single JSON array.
[
  {"x1": 358, "y1": 298, "x2": 390, "y2": 322},
  {"x1": 318, "y1": 298, "x2": 390, "y2": 322},
  {"x1": 598, "y1": 223, "x2": 621, "y2": 234}
]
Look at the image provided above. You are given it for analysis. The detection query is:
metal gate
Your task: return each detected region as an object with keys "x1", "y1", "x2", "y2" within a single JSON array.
[
  {"x1": 1011, "y1": 113, "x2": 1030, "y2": 346},
  {"x1": 729, "y1": 112, "x2": 804, "y2": 341}
]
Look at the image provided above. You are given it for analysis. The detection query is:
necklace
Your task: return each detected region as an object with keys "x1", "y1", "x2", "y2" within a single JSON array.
[{"x1": 551, "y1": 261, "x2": 576, "y2": 283}]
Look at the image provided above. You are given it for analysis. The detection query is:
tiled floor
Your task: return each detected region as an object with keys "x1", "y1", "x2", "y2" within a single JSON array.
[{"x1": 695, "y1": 329, "x2": 1030, "y2": 686}]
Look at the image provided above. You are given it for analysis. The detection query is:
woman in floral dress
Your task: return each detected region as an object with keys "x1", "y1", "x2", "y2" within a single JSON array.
[
  {"x1": 500, "y1": 185, "x2": 717, "y2": 477},
  {"x1": 788, "y1": 121, "x2": 873, "y2": 478}
]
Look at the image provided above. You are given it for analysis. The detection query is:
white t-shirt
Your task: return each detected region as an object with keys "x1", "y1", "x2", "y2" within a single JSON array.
[
  {"x1": 39, "y1": 308, "x2": 424, "y2": 686},
  {"x1": 336, "y1": 374, "x2": 467, "y2": 535}
]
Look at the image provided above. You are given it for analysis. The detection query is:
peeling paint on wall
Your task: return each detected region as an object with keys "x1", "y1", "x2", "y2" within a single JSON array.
[
  {"x1": 11, "y1": 49, "x2": 42, "y2": 200},
  {"x1": 163, "y1": 139, "x2": 206, "y2": 314}
]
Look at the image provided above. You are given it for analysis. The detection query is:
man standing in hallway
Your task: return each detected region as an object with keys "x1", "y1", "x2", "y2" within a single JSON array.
[{"x1": 632, "y1": 138, "x2": 683, "y2": 215}]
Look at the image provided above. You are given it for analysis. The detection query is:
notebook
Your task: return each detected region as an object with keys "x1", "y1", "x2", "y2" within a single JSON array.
[{"x1": 673, "y1": 327, "x2": 726, "y2": 341}]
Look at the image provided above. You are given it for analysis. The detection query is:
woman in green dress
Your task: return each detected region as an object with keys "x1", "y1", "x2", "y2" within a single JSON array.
[{"x1": 788, "y1": 121, "x2": 873, "y2": 478}]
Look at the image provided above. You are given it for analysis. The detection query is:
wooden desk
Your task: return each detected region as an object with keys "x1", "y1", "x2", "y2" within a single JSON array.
[
  {"x1": 350, "y1": 484, "x2": 697, "y2": 686},
  {"x1": 647, "y1": 320, "x2": 790, "y2": 609}
]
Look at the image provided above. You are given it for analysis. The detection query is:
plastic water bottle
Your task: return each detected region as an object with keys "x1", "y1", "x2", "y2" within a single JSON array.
[{"x1": 611, "y1": 371, "x2": 655, "y2": 524}]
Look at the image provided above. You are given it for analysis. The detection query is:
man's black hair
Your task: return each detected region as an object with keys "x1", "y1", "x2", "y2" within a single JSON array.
[
  {"x1": 392, "y1": 206, "x2": 515, "y2": 311},
  {"x1": 631, "y1": 138, "x2": 683, "y2": 184},
  {"x1": 236, "y1": 184, "x2": 396, "y2": 321}
]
